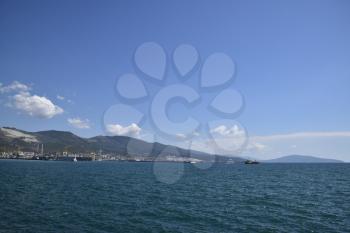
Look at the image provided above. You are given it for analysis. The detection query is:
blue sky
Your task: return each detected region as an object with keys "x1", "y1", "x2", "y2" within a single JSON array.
[{"x1": 1, "y1": 0, "x2": 350, "y2": 160}]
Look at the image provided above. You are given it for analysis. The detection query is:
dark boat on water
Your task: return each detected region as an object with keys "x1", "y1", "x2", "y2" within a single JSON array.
[{"x1": 245, "y1": 160, "x2": 260, "y2": 164}]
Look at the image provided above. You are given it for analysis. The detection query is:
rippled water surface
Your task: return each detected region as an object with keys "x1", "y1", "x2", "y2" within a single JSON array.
[{"x1": 0, "y1": 160, "x2": 349, "y2": 233}]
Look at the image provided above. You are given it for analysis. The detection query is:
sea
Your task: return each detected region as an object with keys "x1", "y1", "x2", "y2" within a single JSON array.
[{"x1": 0, "y1": 160, "x2": 349, "y2": 233}]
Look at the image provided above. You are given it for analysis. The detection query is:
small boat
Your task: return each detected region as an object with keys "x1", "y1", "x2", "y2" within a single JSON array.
[
  {"x1": 73, "y1": 156, "x2": 78, "y2": 162},
  {"x1": 245, "y1": 160, "x2": 259, "y2": 164}
]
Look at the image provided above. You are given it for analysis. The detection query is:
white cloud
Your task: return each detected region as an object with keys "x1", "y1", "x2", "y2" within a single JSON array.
[
  {"x1": 175, "y1": 131, "x2": 200, "y2": 140},
  {"x1": 176, "y1": 133, "x2": 187, "y2": 140},
  {"x1": 67, "y1": 117, "x2": 90, "y2": 129},
  {"x1": 210, "y1": 125, "x2": 245, "y2": 137},
  {"x1": 1, "y1": 81, "x2": 64, "y2": 119},
  {"x1": 106, "y1": 123, "x2": 141, "y2": 137},
  {"x1": 182, "y1": 125, "x2": 248, "y2": 156},
  {"x1": 57, "y1": 95, "x2": 65, "y2": 100},
  {"x1": 246, "y1": 142, "x2": 267, "y2": 152},
  {"x1": 207, "y1": 125, "x2": 247, "y2": 154},
  {"x1": 0, "y1": 81, "x2": 31, "y2": 93},
  {"x1": 10, "y1": 92, "x2": 63, "y2": 118},
  {"x1": 252, "y1": 131, "x2": 350, "y2": 142}
]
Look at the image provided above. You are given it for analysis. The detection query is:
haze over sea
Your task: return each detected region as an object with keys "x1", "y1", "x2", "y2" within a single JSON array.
[{"x1": 1, "y1": 160, "x2": 349, "y2": 233}]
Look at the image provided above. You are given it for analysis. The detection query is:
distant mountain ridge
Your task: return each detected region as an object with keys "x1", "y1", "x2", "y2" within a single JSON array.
[
  {"x1": 264, "y1": 155, "x2": 344, "y2": 163},
  {"x1": 1, "y1": 127, "x2": 343, "y2": 163},
  {"x1": 0, "y1": 127, "x2": 244, "y2": 163}
]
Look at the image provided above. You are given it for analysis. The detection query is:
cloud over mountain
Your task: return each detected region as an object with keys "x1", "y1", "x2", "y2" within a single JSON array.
[
  {"x1": 1, "y1": 81, "x2": 63, "y2": 119},
  {"x1": 106, "y1": 123, "x2": 141, "y2": 137},
  {"x1": 68, "y1": 117, "x2": 90, "y2": 129},
  {"x1": 210, "y1": 125, "x2": 245, "y2": 137},
  {"x1": 11, "y1": 91, "x2": 63, "y2": 119}
]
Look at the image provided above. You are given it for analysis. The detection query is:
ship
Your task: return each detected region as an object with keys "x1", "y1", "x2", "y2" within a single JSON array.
[{"x1": 244, "y1": 160, "x2": 259, "y2": 164}]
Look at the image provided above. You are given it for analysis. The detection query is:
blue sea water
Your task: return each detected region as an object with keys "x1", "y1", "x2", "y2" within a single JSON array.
[{"x1": 0, "y1": 160, "x2": 349, "y2": 233}]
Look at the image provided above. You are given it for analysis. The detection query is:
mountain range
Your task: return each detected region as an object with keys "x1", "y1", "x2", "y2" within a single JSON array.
[
  {"x1": 264, "y1": 155, "x2": 344, "y2": 163},
  {"x1": 0, "y1": 127, "x2": 243, "y2": 163},
  {"x1": 1, "y1": 127, "x2": 344, "y2": 163}
]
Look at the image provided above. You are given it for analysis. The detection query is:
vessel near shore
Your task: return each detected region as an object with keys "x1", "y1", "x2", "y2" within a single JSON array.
[{"x1": 245, "y1": 160, "x2": 260, "y2": 164}]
